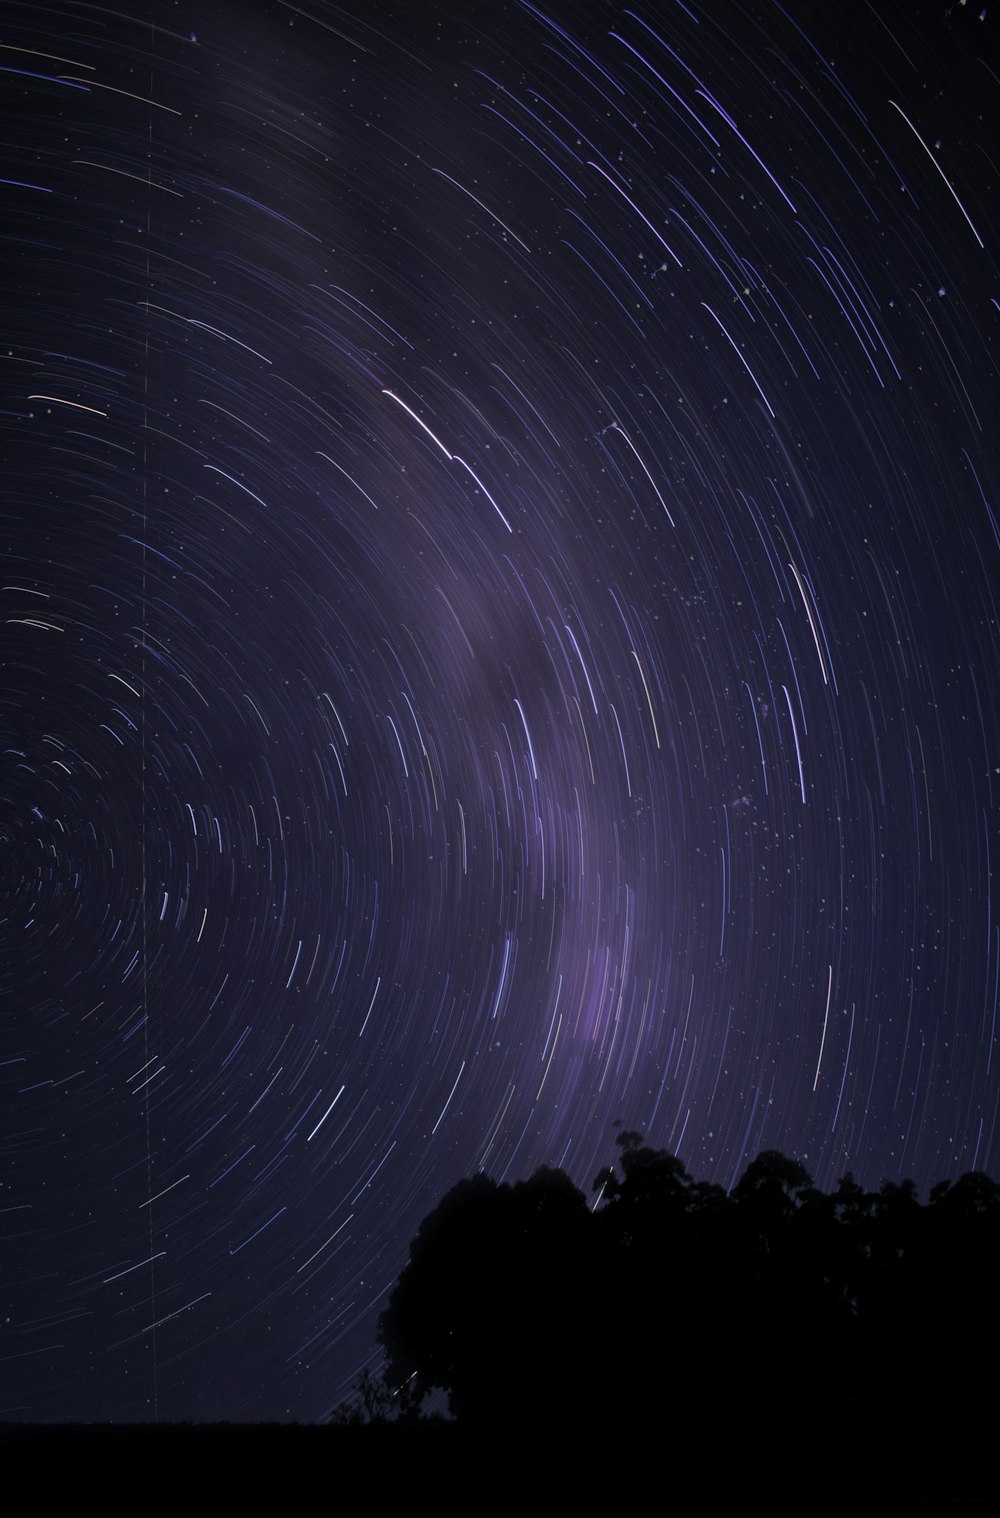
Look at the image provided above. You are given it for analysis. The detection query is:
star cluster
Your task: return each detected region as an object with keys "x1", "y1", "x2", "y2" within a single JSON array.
[{"x1": 1, "y1": 0, "x2": 998, "y2": 1422}]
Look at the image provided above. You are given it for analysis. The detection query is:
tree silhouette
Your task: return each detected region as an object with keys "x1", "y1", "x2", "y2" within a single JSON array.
[
  {"x1": 376, "y1": 1136, "x2": 1000, "y2": 1459},
  {"x1": 379, "y1": 1167, "x2": 592, "y2": 1427},
  {"x1": 329, "y1": 1366, "x2": 412, "y2": 1426}
]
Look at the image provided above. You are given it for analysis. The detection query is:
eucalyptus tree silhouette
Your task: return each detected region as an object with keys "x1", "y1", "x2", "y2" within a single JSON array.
[
  {"x1": 376, "y1": 1135, "x2": 1000, "y2": 1467},
  {"x1": 378, "y1": 1167, "x2": 592, "y2": 1428}
]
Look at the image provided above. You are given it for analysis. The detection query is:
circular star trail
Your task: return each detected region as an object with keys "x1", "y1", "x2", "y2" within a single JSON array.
[{"x1": 1, "y1": 0, "x2": 998, "y2": 1422}]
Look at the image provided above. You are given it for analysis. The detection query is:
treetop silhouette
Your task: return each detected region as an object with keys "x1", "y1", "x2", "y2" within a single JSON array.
[{"x1": 375, "y1": 1135, "x2": 1000, "y2": 1436}]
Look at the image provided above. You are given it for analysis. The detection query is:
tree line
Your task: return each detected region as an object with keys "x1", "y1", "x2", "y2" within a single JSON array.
[{"x1": 336, "y1": 1132, "x2": 999, "y2": 1446}]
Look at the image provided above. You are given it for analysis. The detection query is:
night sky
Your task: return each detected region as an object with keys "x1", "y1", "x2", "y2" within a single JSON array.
[{"x1": 2, "y1": 0, "x2": 999, "y2": 1424}]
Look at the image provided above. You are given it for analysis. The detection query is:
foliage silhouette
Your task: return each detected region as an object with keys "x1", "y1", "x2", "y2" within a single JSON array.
[
  {"x1": 375, "y1": 1136, "x2": 1000, "y2": 1458},
  {"x1": 328, "y1": 1366, "x2": 418, "y2": 1426}
]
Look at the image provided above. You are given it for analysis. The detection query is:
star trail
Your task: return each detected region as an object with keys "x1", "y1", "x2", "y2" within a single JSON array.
[{"x1": 1, "y1": 0, "x2": 998, "y2": 1423}]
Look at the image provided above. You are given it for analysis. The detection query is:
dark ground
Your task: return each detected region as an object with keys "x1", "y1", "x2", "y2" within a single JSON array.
[{"x1": 0, "y1": 1398, "x2": 991, "y2": 1507}]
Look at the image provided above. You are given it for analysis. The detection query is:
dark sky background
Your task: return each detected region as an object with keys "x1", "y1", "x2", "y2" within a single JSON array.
[{"x1": 2, "y1": 0, "x2": 998, "y2": 1424}]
